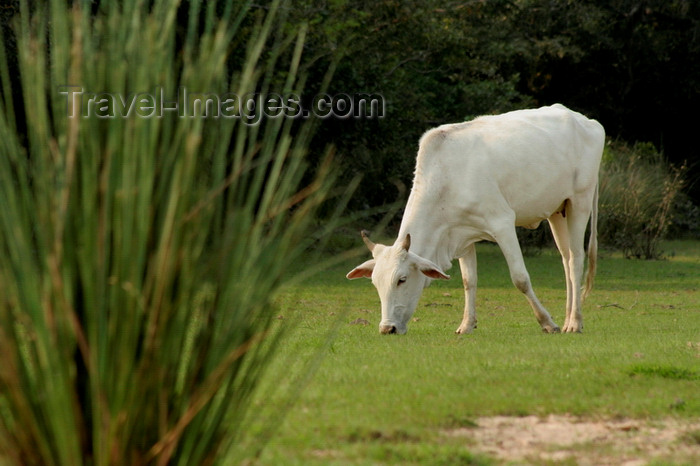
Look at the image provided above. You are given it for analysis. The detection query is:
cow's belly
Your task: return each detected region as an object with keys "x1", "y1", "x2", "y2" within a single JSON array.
[{"x1": 512, "y1": 197, "x2": 568, "y2": 228}]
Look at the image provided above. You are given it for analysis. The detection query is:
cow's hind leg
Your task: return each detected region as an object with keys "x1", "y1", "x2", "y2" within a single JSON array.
[
  {"x1": 548, "y1": 212, "x2": 574, "y2": 330},
  {"x1": 494, "y1": 225, "x2": 560, "y2": 334},
  {"x1": 561, "y1": 198, "x2": 594, "y2": 333},
  {"x1": 456, "y1": 244, "x2": 478, "y2": 334}
]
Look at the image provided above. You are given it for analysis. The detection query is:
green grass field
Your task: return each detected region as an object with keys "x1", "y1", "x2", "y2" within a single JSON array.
[{"x1": 251, "y1": 240, "x2": 699, "y2": 465}]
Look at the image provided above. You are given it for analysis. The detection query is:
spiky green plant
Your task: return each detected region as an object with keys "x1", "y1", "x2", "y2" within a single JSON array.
[{"x1": 0, "y1": 1, "x2": 336, "y2": 464}]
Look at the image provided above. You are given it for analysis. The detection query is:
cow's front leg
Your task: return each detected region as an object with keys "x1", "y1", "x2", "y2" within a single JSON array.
[
  {"x1": 495, "y1": 224, "x2": 560, "y2": 334},
  {"x1": 456, "y1": 244, "x2": 478, "y2": 334}
]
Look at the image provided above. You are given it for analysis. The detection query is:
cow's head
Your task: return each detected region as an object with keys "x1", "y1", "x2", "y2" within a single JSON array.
[{"x1": 346, "y1": 231, "x2": 450, "y2": 334}]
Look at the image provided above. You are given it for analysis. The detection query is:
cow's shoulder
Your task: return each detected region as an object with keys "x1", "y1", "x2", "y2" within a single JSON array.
[{"x1": 418, "y1": 121, "x2": 477, "y2": 154}]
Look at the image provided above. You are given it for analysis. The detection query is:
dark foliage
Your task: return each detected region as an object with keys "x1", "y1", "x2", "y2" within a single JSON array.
[
  {"x1": 3, "y1": 0, "x2": 699, "y2": 228},
  {"x1": 286, "y1": 1, "x2": 700, "y2": 214}
]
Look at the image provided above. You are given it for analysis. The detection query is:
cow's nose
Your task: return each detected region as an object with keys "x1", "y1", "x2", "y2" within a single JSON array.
[{"x1": 379, "y1": 325, "x2": 397, "y2": 334}]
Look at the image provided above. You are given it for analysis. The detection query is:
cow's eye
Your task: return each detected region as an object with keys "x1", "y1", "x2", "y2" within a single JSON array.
[{"x1": 397, "y1": 277, "x2": 407, "y2": 286}]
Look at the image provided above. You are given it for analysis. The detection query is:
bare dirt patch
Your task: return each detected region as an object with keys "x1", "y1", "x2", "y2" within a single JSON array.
[{"x1": 446, "y1": 415, "x2": 700, "y2": 465}]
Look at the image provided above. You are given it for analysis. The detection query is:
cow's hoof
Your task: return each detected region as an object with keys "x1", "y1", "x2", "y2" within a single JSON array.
[
  {"x1": 562, "y1": 321, "x2": 583, "y2": 333},
  {"x1": 455, "y1": 320, "x2": 477, "y2": 334},
  {"x1": 455, "y1": 326, "x2": 475, "y2": 334}
]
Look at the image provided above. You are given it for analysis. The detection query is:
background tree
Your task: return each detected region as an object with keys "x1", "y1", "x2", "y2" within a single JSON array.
[{"x1": 288, "y1": 0, "x2": 700, "y2": 214}]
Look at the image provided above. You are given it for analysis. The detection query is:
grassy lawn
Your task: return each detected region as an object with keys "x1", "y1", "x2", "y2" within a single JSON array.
[{"x1": 251, "y1": 240, "x2": 699, "y2": 465}]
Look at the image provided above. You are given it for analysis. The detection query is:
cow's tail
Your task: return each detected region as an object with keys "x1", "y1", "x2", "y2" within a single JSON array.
[{"x1": 581, "y1": 182, "x2": 598, "y2": 302}]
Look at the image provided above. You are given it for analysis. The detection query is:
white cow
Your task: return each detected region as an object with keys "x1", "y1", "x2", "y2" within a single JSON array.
[{"x1": 347, "y1": 104, "x2": 605, "y2": 335}]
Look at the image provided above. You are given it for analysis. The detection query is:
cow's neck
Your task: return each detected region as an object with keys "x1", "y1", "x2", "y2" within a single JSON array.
[{"x1": 397, "y1": 191, "x2": 455, "y2": 273}]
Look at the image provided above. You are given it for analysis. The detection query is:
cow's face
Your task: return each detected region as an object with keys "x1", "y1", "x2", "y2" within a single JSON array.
[{"x1": 347, "y1": 232, "x2": 449, "y2": 334}]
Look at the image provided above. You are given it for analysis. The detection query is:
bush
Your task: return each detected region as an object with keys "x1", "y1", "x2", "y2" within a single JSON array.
[
  {"x1": 598, "y1": 142, "x2": 686, "y2": 259},
  {"x1": 517, "y1": 141, "x2": 689, "y2": 258}
]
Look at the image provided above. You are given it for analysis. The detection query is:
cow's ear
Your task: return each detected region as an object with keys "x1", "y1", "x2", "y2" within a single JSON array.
[
  {"x1": 420, "y1": 266, "x2": 450, "y2": 280},
  {"x1": 416, "y1": 257, "x2": 450, "y2": 280},
  {"x1": 346, "y1": 259, "x2": 376, "y2": 279}
]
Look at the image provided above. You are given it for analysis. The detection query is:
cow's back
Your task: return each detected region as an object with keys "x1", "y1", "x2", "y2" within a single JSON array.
[{"x1": 414, "y1": 104, "x2": 604, "y2": 227}]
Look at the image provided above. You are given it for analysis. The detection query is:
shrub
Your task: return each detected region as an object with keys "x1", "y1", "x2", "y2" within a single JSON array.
[
  {"x1": 598, "y1": 142, "x2": 686, "y2": 259},
  {"x1": 0, "y1": 0, "x2": 336, "y2": 464},
  {"x1": 517, "y1": 141, "x2": 689, "y2": 258}
]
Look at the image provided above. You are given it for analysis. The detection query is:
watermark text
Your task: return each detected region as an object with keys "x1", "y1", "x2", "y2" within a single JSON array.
[{"x1": 58, "y1": 86, "x2": 385, "y2": 124}]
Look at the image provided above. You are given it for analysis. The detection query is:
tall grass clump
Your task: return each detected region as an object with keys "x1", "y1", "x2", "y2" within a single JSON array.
[
  {"x1": 0, "y1": 0, "x2": 337, "y2": 464},
  {"x1": 599, "y1": 141, "x2": 686, "y2": 259}
]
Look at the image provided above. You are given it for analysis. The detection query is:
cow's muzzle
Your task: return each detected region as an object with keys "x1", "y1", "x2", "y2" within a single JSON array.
[{"x1": 379, "y1": 325, "x2": 397, "y2": 334}]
